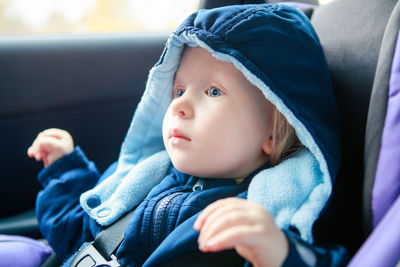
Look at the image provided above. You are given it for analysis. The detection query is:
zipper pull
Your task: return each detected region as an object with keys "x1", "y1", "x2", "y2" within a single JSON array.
[{"x1": 192, "y1": 178, "x2": 206, "y2": 191}]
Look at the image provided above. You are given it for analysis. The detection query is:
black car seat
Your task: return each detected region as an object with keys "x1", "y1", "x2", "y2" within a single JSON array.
[
  {"x1": 310, "y1": 0, "x2": 399, "y2": 256},
  {"x1": 348, "y1": 1, "x2": 400, "y2": 266}
]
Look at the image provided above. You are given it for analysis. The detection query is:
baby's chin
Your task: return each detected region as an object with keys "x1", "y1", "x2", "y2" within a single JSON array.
[
  {"x1": 172, "y1": 163, "x2": 240, "y2": 179},
  {"x1": 168, "y1": 153, "x2": 257, "y2": 179},
  {"x1": 173, "y1": 164, "x2": 206, "y2": 177}
]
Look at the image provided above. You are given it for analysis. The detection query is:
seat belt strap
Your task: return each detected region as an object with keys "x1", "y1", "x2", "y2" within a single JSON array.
[
  {"x1": 70, "y1": 210, "x2": 134, "y2": 267},
  {"x1": 93, "y1": 210, "x2": 133, "y2": 259}
]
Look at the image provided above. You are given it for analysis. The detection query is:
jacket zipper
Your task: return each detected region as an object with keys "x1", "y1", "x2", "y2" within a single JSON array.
[
  {"x1": 152, "y1": 191, "x2": 185, "y2": 247},
  {"x1": 152, "y1": 178, "x2": 206, "y2": 248}
]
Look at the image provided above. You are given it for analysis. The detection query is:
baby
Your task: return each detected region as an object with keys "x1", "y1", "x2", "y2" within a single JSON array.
[{"x1": 28, "y1": 4, "x2": 344, "y2": 267}]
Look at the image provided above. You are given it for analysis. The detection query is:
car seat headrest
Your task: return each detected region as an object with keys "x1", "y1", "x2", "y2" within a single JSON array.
[
  {"x1": 310, "y1": 0, "x2": 398, "y2": 254},
  {"x1": 364, "y1": 0, "x2": 400, "y2": 233}
]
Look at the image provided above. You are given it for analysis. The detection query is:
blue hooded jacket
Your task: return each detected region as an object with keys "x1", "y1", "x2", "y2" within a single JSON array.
[{"x1": 36, "y1": 3, "x2": 341, "y2": 266}]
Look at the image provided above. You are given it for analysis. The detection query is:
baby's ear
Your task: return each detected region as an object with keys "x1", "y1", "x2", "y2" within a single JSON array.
[{"x1": 262, "y1": 135, "x2": 273, "y2": 155}]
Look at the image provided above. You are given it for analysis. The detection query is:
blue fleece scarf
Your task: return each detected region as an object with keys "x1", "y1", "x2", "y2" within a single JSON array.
[{"x1": 80, "y1": 4, "x2": 340, "y2": 243}]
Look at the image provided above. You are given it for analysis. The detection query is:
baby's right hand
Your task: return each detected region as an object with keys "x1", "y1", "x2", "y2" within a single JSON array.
[{"x1": 27, "y1": 128, "x2": 74, "y2": 167}]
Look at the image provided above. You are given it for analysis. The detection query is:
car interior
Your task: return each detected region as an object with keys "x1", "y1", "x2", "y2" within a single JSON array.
[{"x1": 1, "y1": 0, "x2": 399, "y2": 265}]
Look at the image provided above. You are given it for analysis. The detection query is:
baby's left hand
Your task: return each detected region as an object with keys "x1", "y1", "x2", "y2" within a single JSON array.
[
  {"x1": 194, "y1": 198, "x2": 289, "y2": 267},
  {"x1": 27, "y1": 128, "x2": 74, "y2": 168}
]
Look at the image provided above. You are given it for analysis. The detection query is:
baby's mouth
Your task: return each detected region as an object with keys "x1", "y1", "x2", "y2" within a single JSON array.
[{"x1": 169, "y1": 128, "x2": 191, "y2": 141}]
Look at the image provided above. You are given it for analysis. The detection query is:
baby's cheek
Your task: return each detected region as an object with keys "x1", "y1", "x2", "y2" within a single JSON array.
[{"x1": 161, "y1": 113, "x2": 171, "y2": 143}]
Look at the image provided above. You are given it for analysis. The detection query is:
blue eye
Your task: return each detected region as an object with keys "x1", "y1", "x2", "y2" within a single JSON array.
[
  {"x1": 175, "y1": 89, "x2": 185, "y2": 98},
  {"x1": 207, "y1": 87, "x2": 223, "y2": 97}
]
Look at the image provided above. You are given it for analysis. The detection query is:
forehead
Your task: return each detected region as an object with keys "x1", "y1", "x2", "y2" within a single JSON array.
[
  {"x1": 177, "y1": 47, "x2": 254, "y2": 86},
  {"x1": 177, "y1": 46, "x2": 239, "y2": 77},
  {"x1": 176, "y1": 47, "x2": 254, "y2": 93}
]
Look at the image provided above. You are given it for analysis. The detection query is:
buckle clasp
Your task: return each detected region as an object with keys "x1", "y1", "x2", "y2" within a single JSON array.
[{"x1": 70, "y1": 243, "x2": 121, "y2": 267}]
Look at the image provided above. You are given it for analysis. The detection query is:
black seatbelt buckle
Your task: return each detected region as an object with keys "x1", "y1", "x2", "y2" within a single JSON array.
[{"x1": 70, "y1": 243, "x2": 121, "y2": 267}]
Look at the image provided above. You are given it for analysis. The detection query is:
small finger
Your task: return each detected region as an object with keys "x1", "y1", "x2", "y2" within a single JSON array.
[
  {"x1": 198, "y1": 210, "x2": 252, "y2": 247},
  {"x1": 41, "y1": 128, "x2": 68, "y2": 139},
  {"x1": 38, "y1": 137, "x2": 62, "y2": 151},
  {"x1": 28, "y1": 136, "x2": 41, "y2": 158},
  {"x1": 27, "y1": 146, "x2": 33, "y2": 157},
  {"x1": 200, "y1": 225, "x2": 255, "y2": 252},
  {"x1": 35, "y1": 153, "x2": 42, "y2": 161},
  {"x1": 198, "y1": 202, "x2": 240, "y2": 237},
  {"x1": 194, "y1": 200, "x2": 227, "y2": 230},
  {"x1": 43, "y1": 156, "x2": 49, "y2": 168},
  {"x1": 28, "y1": 135, "x2": 60, "y2": 163},
  {"x1": 28, "y1": 130, "x2": 50, "y2": 155},
  {"x1": 194, "y1": 198, "x2": 243, "y2": 230},
  {"x1": 197, "y1": 200, "x2": 249, "y2": 245},
  {"x1": 28, "y1": 142, "x2": 41, "y2": 160}
]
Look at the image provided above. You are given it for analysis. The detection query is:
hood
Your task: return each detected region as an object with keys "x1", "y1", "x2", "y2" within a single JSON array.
[{"x1": 80, "y1": 4, "x2": 340, "y2": 243}]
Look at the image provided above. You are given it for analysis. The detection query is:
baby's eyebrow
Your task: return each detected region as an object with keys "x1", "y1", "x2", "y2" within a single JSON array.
[{"x1": 173, "y1": 72, "x2": 182, "y2": 83}]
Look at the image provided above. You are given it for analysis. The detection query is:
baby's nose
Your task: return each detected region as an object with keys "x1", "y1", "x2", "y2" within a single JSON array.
[{"x1": 171, "y1": 97, "x2": 193, "y2": 119}]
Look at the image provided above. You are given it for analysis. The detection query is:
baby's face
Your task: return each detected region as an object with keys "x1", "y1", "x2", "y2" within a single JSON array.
[{"x1": 162, "y1": 47, "x2": 273, "y2": 180}]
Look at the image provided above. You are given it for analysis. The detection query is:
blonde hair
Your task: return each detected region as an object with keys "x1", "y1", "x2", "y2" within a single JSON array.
[{"x1": 269, "y1": 106, "x2": 302, "y2": 166}]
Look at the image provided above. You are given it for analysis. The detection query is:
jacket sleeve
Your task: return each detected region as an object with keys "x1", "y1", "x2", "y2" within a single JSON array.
[
  {"x1": 35, "y1": 146, "x2": 100, "y2": 259},
  {"x1": 280, "y1": 230, "x2": 349, "y2": 267}
]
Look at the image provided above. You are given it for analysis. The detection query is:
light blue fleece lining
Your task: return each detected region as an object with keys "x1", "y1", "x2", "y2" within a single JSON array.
[{"x1": 80, "y1": 33, "x2": 331, "y2": 243}]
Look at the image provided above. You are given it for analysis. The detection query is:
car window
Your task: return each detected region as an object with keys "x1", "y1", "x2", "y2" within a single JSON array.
[
  {"x1": 319, "y1": 0, "x2": 333, "y2": 4},
  {"x1": 0, "y1": 0, "x2": 336, "y2": 36},
  {"x1": 0, "y1": 0, "x2": 200, "y2": 35}
]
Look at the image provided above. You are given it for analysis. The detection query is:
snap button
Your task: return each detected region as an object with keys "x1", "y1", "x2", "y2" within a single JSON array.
[{"x1": 97, "y1": 208, "x2": 111, "y2": 218}]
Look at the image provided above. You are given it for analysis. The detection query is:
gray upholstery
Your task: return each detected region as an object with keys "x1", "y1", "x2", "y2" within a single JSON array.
[
  {"x1": 311, "y1": 0, "x2": 398, "y2": 254},
  {"x1": 364, "y1": 0, "x2": 400, "y2": 234}
]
